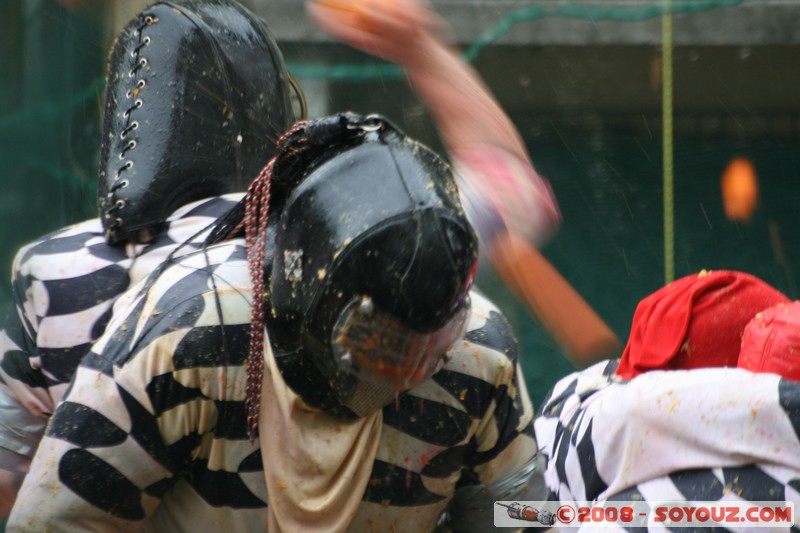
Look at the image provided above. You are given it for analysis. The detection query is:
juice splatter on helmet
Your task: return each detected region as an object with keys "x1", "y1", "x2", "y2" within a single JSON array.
[
  {"x1": 226, "y1": 113, "x2": 478, "y2": 429},
  {"x1": 99, "y1": 0, "x2": 303, "y2": 244}
]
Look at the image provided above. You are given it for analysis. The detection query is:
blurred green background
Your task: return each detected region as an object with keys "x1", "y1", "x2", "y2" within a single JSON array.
[{"x1": 1, "y1": 0, "x2": 799, "y2": 409}]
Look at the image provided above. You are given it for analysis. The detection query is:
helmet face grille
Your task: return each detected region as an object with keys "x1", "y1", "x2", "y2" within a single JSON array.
[{"x1": 99, "y1": 1, "x2": 298, "y2": 243}]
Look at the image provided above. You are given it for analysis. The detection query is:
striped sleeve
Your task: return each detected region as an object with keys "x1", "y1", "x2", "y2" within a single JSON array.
[
  {"x1": 459, "y1": 295, "x2": 537, "y2": 482},
  {"x1": 443, "y1": 292, "x2": 539, "y2": 529},
  {"x1": 8, "y1": 243, "x2": 259, "y2": 531},
  {"x1": 0, "y1": 194, "x2": 243, "y2": 460},
  {"x1": 0, "y1": 304, "x2": 48, "y2": 456}
]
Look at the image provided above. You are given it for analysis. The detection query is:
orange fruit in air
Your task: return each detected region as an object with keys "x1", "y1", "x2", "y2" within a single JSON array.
[
  {"x1": 315, "y1": 0, "x2": 371, "y2": 18},
  {"x1": 314, "y1": 0, "x2": 383, "y2": 31},
  {"x1": 721, "y1": 157, "x2": 758, "y2": 222},
  {"x1": 315, "y1": 0, "x2": 360, "y2": 14}
]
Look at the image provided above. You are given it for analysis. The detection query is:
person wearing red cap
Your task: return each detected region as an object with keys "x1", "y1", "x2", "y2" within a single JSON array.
[
  {"x1": 616, "y1": 269, "x2": 790, "y2": 378},
  {"x1": 534, "y1": 270, "x2": 800, "y2": 511},
  {"x1": 738, "y1": 300, "x2": 800, "y2": 380}
]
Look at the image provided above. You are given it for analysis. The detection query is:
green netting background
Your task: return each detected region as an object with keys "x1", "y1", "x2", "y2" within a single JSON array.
[{"x1": 1, "y1": 0, "x2": 799, "y2": 412}]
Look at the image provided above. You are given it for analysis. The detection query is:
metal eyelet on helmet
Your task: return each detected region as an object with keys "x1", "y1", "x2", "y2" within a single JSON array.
[
  {"x1": 347, "y1": 117, "x2": 383, "y2": 132},
  {"x1": 118, "y1": 160, "x2": 134, "y2": 174},
  {"x1": 120, "y1": 121, "x2": 139, "y2": 140},
  {"x1": 122, "y1": 101, "x2": 142, "y2": 118},
  {"x1": 123, "y1": 100, "x2": 143, "y2": 116},
  {"x1": 130, "y1": 37, "x2": 151, "y2": 57},
  {"x1": 126, "y1": 79, "x2": 146, "y2": 98},
  {"x1": 359, "y1": 297, "x2": 374, "y2": 315},
  {"x1": 110, "y1": 179, "x2": 129, "y2": 192},
  {"x1": 128, "y1": 58, "x2": 148, "y2": 77},
  {"x1": 118, "y1": 139, "x2": 137, "y2": 159},
  {"x1": 134, "y1": 14, "x2": 157, "y2": 36},
  {"x1": 104, "y1": 198, "x2": 126, "y2": 214}
]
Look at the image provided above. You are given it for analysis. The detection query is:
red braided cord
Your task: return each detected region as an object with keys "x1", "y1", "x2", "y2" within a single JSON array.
[
  {"x1": 243, "y1": 162, "x2": 273, "y2": 439},
  {"x1": 243, "y1": 120, "x2": 310, "y2": 440}
]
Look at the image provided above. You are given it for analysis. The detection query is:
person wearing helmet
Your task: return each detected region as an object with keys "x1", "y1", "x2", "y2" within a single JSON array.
[
  {"x1": 0, "y1": 0, "x2": 300, "y2": 517},
  {"x1": 533, "y1": 271, "x2": 800, "y2": 525},
  {"x1": 9, "y1": 113, "x2": 541, "y2": 532},
  {"x1": 6, "y1": 0, "x2": 557, "y2": 530}
]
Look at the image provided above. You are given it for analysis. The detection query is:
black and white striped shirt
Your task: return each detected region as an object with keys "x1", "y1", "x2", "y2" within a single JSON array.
[
  {"x1": 10, "y1": 240, "x2": 538, "y2": 532},
  {"x1": 0, "y1": 194, "x2": 242, "y2": 456}
]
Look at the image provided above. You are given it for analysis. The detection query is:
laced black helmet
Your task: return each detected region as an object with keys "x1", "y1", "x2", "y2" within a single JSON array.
[{"x1": 98, "y1": 0, "x2": 302, "y2": 243}]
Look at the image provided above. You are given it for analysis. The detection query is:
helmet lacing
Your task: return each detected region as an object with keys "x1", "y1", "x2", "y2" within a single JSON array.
[{"x1": 104, "y1": 13, "x2": 157, "y2": 234}]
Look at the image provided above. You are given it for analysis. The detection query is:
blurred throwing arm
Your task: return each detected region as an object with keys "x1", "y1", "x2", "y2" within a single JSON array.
[{"x1": 307, "y1": 0, "x2": 620, "y2": 365}]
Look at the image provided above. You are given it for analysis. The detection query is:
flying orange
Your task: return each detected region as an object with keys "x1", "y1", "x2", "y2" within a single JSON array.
[
  {"x1": 721, "y1": 157, "x2": 758, "y2": 222},
  {"x1": 313, "y1": 0, "x2": 372, "y2": 29}
]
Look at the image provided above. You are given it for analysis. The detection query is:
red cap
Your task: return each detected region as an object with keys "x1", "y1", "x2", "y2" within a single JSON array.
[
  {"x1": 616, "y1": 270, "x2": 789, "y2": 379},
  {"x1": 738, "y1": 301, "x2": 800, "y2": 380}
]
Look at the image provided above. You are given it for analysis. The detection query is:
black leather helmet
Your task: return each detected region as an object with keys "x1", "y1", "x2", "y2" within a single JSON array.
[
  {"x1": 265, "y1": 114, "x2": 479, "y2": 417},
  {"x1": 98, "y1": 0, "x2": 301, "y2": 243}
]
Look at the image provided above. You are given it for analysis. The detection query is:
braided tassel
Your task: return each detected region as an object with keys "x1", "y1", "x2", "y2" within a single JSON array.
[
  {"x1": 243, "y1": 162, "x2": 273, "y2": 440},
  {"x1": 243, "y1": 120, "x2": 310, "y2": 441}
]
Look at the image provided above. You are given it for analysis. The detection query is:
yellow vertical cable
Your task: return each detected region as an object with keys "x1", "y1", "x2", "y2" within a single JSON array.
[{"x1": 662, "y1": 0, "x2": 675, "y2": 284}]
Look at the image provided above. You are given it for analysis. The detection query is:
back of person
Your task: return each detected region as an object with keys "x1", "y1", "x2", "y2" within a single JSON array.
[
  {"x1": 536, "y1": 359, "x2": 800, "y2": 500},
  {"x1": 0, "y1": 0, "x2": 299, "y2": 413},
  {"x1": 601, "y1": 299, "x2": 800, "y2": 528},
  {"x1": 534, "y1": 272, "x2": 800, "y2": 531},
  {"x1": 0, "y1": 0, "x2": 299, "y2": 516},
  {"x1": 1, "y1": 194, "x2": 242, "y2": 419}
]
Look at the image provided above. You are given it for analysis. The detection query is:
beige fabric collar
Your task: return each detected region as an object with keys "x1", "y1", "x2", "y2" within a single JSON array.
[{"x1": 259, "y1": 339, "x2": 383, "y2": 532}]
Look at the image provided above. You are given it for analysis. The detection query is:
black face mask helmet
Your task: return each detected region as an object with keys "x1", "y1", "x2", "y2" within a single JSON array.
[
  {"x1": 265, "y1": 114, "x2": 479, "y2": 418},
  {"x1": 99, "y1": 0, "x2": 302, "y2": 244}
]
